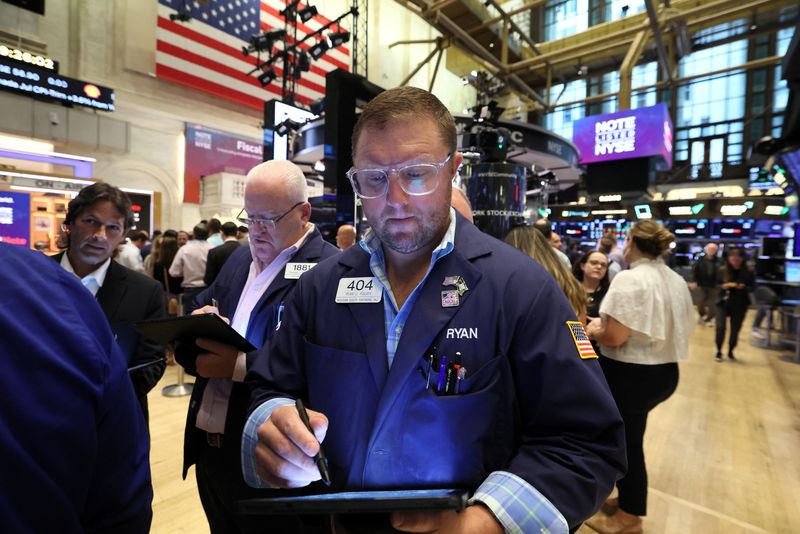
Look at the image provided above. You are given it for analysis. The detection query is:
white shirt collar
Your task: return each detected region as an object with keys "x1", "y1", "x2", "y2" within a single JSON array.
[{"x1": 60, "y1": 252, "x2": 112, "y2": 297}]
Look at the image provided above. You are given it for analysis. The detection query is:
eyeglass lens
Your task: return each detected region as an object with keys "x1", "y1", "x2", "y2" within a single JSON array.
[{"x1": 352, "y1": 164, "x2": 439, "y2": 198}]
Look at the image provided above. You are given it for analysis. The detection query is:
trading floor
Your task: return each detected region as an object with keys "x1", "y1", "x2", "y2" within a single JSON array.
[{"x1": 148, "y1": 311, "x2": 800, "y2": 534}]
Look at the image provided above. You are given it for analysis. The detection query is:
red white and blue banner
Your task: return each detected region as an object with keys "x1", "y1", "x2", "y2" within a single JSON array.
[{"x1": 156, "y1": 0, "x2": 350, "y2": 109}]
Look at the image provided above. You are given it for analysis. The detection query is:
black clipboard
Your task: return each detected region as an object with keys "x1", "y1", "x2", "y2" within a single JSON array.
[
  {"x1": 134, "y1": 313, "x2": 256, "y2": 352},
  {"x1": 238, "y1": 489, "x2": 469, "y2": 515}
]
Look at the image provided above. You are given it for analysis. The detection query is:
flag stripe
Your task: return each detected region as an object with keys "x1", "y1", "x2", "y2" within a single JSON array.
[{"x1": 156, "y1": 63, "x2": 266, "y2": 110}]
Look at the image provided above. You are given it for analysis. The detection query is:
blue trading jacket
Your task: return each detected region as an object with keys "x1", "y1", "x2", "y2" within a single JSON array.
[
  {"x1": 0, "y1": 243, "x2": 152, "y2": 533},
  {"x1": 247, "y1": 214, "x2": 626, "y2": 530}
]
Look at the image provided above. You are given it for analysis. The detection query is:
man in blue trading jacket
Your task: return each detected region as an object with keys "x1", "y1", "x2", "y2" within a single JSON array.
[
  {"x1": 0, "y1": 243, "x2": 152, "y2": 533},
  {"x1": 175, "y1": 159, "x2": 339, "y2": 533},
  {"x1": 241, "y1": 87, "x2": 626, "y2": 533}
]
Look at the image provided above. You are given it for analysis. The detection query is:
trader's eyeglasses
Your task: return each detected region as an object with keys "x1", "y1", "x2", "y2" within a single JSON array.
[
  {"x1": 236, "y1": 201, "x2": 304, "y2": 231},
  {"x1": 346, "y1": 153, "x2": 453, "y2": 199}
]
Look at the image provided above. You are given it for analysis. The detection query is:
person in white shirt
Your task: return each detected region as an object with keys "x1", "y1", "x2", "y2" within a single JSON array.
[
  {"x1": 207, "y1": 218, "x2": 224, "y2": 247},
  {"x1": 169, "y1": 223, "x2": 212, "y2": 308},
  {"x1": 117, "y1": 230, "x2": 147, "y2": 273},
  {"x1": 585, "y1": 220, "x2": 695, "y2": 534}
]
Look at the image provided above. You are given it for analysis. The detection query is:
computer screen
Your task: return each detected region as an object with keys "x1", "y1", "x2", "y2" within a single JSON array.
[
  {"x1": 670, "y1": 220, "x2": 708, "y2": 239},
  {"x1": 753, "y1": 220, "x2": 787, "y2": 237},
  {"x1": 558, "y1": 222, "x2": 591, "y2": 239},
  {"x1": 710, "y1": 219, "x2": 753, "y2": 239},
  {"x1": 794, "y1": 222, "x2": 800, "y2": 258},
  {"x1": 785, "y1": 260, "x2": 800, "y2": 283}
]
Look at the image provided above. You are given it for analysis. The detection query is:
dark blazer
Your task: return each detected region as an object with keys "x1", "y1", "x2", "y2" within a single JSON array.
[
  {"x1": 52, "y1": 252, "x2": 167, "y2": 423},
  {"x1": 203, "y1": 239, "x2": 242, "y2": 286},
  {"x1": 177, "y1": 227, "x2": 339, "y2": 480}
]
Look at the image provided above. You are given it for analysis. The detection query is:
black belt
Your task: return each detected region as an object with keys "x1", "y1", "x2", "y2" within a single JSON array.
[{"x1": 205, "y1": 432, "x2": 224, "y2": 448}]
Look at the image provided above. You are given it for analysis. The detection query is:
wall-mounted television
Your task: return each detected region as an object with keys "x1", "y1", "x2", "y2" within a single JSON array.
[
  {"x1": 710, "y1": 219, "x2": 754, "y2": 239},
  {"x1": 753, "y1": 220, "x2": 788, "y2": 237},
  {"x1": 669, "y1": 219, "x2": 708, "y2": 239},
  {"x1": 557, "y1": 222, "x2": 591, "y2": 238}
]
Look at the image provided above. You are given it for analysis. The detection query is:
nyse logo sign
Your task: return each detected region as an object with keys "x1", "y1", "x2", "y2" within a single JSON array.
[{"x1": 594, "y1": 116, "x2": 636, "y2": 156}]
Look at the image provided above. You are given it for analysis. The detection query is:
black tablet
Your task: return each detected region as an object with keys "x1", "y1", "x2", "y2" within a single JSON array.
[
  {"x1": 133, "y1": 313, "x2": 256, "y2": 352},
  {"x1": 238, "y1": 489, "x2": 469, "y2": 515}
]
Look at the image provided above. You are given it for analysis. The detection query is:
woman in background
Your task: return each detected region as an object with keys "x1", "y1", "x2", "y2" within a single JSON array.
[
  {"x1": 573, "y1": 250, "x2": 610, "y2": 356},
  {"x1": 505, "y1": 225, "x2": 587, "y2": 322},
  {"x1": 714, "y1": 247, "x2": 755, "y2": 361},
  {"x1": 153, "y1": 236, "x2": 182, "y2": 298},
  {"x1": 574, "y1": 250, "x2": 611, "y2": 320},
  {"x1": 586, "y1": 220, "x2": 695, "y2": 534}
]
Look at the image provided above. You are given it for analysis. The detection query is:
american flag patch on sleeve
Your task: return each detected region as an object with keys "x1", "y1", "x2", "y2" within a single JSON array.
[{"x1": 567, "y1": 321, "x2": 598, "y2": 359}]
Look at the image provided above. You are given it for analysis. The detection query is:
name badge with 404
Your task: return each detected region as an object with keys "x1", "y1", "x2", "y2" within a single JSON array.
[{"x1": 335, "y1": 277, "x2": 382, "y2": 303}]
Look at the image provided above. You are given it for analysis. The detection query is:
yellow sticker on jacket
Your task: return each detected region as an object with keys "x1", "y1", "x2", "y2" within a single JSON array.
[{"x1": 566, "y1": 321, "x2": 598, "y2": 359}]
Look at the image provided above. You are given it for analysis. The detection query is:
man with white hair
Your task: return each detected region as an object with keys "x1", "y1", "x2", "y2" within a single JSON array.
[{"x1": 174, "y1": 159, "x2": 339, "y2": 533}]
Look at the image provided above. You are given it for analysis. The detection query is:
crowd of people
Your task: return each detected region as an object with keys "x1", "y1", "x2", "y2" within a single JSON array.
[{"x1": 4, "y1": 86, "x2": 767, "y2": 534}]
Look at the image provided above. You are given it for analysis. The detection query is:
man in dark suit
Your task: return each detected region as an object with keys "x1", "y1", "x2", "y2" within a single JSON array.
[
  {"x1": 204, "y1": 221, "x2": 242, "y2": 286},
  {"x1": 175, "y1": 160, "x2": 339, "y2": 533},
  {"x1": 52, "y1": 182, "x2": 166, "y2": 426}
]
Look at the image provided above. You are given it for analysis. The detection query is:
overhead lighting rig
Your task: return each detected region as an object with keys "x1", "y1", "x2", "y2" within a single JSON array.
[
  {"x1": 244, "y1": 6, "x2": 358, "y2": 94},
  {"x1": 169, "y1": 0, "x2": 192, "y2": 22}
]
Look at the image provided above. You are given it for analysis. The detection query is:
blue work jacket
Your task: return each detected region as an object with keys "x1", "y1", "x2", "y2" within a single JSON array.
[{"x1": 247, "y1": 214, "x2": 625, "y2": 529}]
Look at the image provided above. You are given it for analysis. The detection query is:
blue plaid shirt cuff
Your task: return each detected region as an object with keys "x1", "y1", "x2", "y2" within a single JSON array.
[
  {"x1": 469, "y1": 471, "x2": 568, "y2": 534},
  {"x1": 240, "y1": 397, "x2": 295, "y2": 488}
]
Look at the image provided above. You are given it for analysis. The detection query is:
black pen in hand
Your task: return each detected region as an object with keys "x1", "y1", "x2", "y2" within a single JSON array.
[{"x1": 295, "y1": 398, "x2": 332, "y2": 486}]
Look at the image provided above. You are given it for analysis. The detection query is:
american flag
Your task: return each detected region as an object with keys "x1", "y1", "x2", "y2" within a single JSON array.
[
  {"x1": 156, "y1": 0, "x2": 350, "y2": 110},
  {"x1": 567, "y1": 321, "x2": 598, "y2": 360}
]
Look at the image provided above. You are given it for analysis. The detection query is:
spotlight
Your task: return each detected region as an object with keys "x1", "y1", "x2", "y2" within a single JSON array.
[
  {"x1": 309, "y1": 98, "x2": 325, "y2": 115},
  {"x1": 243, "y1": 29, "x2": 286, "y2": 56},
  {"x1": 280, "y1": 0, "x2": 301, "y2": 19},
  {"x1": 258, "y1": 68, "x2": 278, "y2": 87},
  {"x1": 169, "y1": 10, "x2": 192, "y2": 22},
  {"x1": 298, "y1": 5, "x2": 318, "y2": 22},
  {"x1": 294, "y1": 51, "x2": 311, "y2": 79},
  {"x1": 328, "y1": 31, "x2": 350, "y2": 48},
  {"x1": 308, "y1": 38, "x2": 330, "y2": 60},
  {"x1": 276, "y1": 118, "x2": 303, "y2": 137}
]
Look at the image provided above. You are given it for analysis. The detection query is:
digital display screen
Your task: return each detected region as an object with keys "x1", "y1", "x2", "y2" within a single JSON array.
[
  {"x1": 753, "y1": 220, "x2": 787, "y2": 237},
  {"x1": 573, "y1": 103, "x2": 673, "y2": 168},
  {"x1": 558, "y1": 222, "x2": 590, "y2": 238},
  {"x1": 0, "y1": 56, "x2": 115, "y2": 111},
  {"x1": 710, "y1": 219, "x2": 753, "y2": 239},
  {"x1": 0, "y1": 191, "x2": 31, "y2": 247},
  {"x1": 670, "y1": 220, "x2": 708, "y2": 239},
  {"x1": 748, "y1": 166, "x2": 780, "y2": 191},
  {"x1": 786, "y1": 260, "x2": 800, "y2": 283}
]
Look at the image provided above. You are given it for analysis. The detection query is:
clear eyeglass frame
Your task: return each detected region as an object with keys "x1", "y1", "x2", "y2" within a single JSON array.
[
  {"x1": 346, "y1": 153, "x2": 453, "y2": 199},
  {"x1": 236, "y1": 201, "x2": 304, "y2": 231}
]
